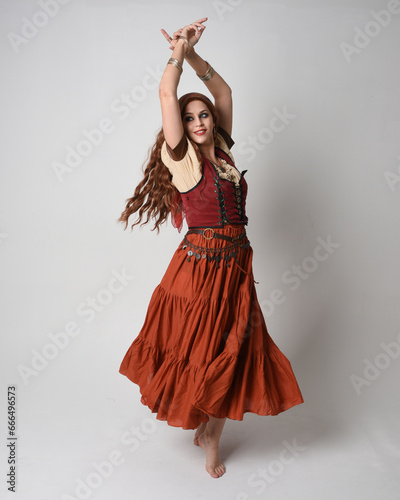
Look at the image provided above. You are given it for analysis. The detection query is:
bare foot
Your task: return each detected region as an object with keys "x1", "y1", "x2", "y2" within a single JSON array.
[
  {"x1": 198, "y1": 430, "x2": 226, "y2": 478},
  {"x1": 194, "y1": 422, "x2": 207, "y2": 446}
]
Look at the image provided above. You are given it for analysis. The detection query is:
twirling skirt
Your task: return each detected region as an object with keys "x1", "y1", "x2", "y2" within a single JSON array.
[{"x1": 119, "y1": 224, "x2": 304, "y2": 429}]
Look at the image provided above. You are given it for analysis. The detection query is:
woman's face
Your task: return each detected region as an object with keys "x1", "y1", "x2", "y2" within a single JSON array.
[{"x1": 182, "y1": 100, "x2": 214, "y2": 146}]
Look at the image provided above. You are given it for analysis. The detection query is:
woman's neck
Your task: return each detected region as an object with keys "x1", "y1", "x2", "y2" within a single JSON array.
[{"x1": 199, "y1": 143, "x2": 218, "y2": 163}]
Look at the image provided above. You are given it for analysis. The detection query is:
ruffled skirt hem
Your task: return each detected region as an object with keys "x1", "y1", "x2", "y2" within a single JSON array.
[{"x1": 119, "y1": 225, "x2": 304, "y2": 430}]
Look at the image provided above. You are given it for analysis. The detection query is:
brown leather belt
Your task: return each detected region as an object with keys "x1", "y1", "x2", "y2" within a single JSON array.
[{"x1": 186, "y1": 228, "x2": 247, "y2": 243}]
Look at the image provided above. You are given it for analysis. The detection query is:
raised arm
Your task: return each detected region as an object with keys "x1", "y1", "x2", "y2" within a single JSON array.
[
  {"x1": 164, "y1": 22, "x2": 232, "y2": 136},
  {"x1": 184, "y1": 50, "x2": 233, "y2": 136},
  {"x1": 159, "y1": 20, "x2": 207, "y2": 150}
]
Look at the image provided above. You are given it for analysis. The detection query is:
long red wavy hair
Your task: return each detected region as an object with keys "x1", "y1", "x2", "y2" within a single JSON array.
[{"x1": 118, "y1": 92, "x2": 218, "y2": 233}]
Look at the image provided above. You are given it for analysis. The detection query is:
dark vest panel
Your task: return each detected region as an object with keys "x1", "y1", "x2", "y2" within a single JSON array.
[{"x1": 179, "y1": 148, "x2": 248, "y2": 229}]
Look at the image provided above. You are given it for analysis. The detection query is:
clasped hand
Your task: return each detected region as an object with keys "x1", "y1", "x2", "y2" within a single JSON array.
[{"x1": 161, "y1": 17, "x2": 207, "y2": 52}]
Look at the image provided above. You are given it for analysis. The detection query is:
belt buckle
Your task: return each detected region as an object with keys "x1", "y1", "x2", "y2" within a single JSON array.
[{"x1": 203, "y1": 228, "x2": 215, "y2": 240}]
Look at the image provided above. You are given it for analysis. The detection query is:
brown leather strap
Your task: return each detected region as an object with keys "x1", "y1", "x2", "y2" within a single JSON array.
[{"x1": 186, "y1": 228, "x2": 246, "y2": 243}]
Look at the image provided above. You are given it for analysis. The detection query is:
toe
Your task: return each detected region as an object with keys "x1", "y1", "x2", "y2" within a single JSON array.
[
  {"x1": 207, "y1": 466, "x2": 219, "y2": 478},
  {"x1": 216, "y1": 463, "x2": 226, "y2": 476}
]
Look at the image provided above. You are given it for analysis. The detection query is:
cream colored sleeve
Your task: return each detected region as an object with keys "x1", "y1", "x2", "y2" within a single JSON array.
[
  {"x1": 161, "y1": 138, "x2": 202, "y2": 193},
  {"x1": 215, "y1": 130, "x2": 235, "y2": 164}
]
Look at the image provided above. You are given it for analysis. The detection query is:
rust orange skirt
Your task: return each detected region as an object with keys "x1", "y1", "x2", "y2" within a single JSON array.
[{"x1": 119, "y1": 224, "x2": 304, "y2": 429}]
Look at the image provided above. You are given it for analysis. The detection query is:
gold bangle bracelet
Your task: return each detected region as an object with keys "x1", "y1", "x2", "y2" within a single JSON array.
[
  {"x1": 167, "y1": 57, "x2": 183, "y2": 74},
  {"x1": 178, "y1": 35, "x2": 192, "y2": 49},
  {"x1": 196, "y1": 61, "x2": 214, "y2": 81}
]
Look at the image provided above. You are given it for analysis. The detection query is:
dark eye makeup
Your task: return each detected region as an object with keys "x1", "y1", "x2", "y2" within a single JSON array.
[{"x1": 184, "y1": 112, "x2": 209, "y2": 122}]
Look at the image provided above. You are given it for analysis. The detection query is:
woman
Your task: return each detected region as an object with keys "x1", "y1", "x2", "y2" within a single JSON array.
[{"x1": 118, "y1": 18, "x2": 304, "y2": 479}]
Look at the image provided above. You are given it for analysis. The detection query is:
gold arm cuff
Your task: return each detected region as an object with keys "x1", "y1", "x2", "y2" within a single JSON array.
[
  {"x1": 167, "y1": 57, "x2": 183, "y2": 74},
  {"x1": 196, "y1": 61, "x2": 215, "y2": 81}
]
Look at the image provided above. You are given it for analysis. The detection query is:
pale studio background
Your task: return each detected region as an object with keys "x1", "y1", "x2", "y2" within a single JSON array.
[{"x1": 1, "y1": 0, "x2": 400, "y2": 499}]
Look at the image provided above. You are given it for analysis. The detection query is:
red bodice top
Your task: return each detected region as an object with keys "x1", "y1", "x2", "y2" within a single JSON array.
[{"x1": 172, "y1": 147, "x2": 248, "y2": 230}]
